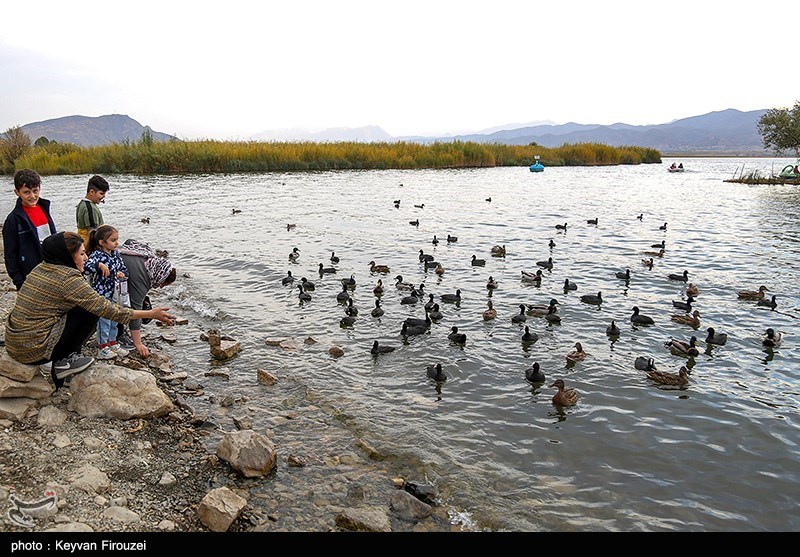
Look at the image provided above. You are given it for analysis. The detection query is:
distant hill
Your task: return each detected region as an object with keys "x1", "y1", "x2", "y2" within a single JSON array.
[
  {"x1": 250, "y1": 125, "x2": 392, "y2": 142},
  {"x1": 20, "y1": 114, "x2": 177, "y2": 147}
]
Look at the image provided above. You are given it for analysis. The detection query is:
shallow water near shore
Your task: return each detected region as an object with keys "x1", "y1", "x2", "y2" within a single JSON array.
[{"x1": 11, "y1": 156, "x2": 800, "y2": 532}]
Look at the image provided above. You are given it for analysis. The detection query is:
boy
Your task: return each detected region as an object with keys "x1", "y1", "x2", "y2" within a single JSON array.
[
  {"x1": 2, "y1": 169, "x2": 57, "y2": 290},
  {"x1": 76, "y1": 175, "x2": 108, "y2": 246}
]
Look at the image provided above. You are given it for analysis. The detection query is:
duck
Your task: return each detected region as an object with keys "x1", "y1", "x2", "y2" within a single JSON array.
[
  {"x1": 345, "y1": 298, "x2": 358, "y2": 316},
  {"x1": 427, "y1": 363, "x2": 447, "y2": 382},
  {"x1": 757, "y1": 295, "x2": 778, "y2": 310},
  {"x1": 566, "y1": 342, "x2": 587, "y2": 363},
  {"x1": 521, "y1": 325, "x2": 538, "y2": 343},
  {"x1": 371, "y1": 299, "x2": 385, "y2": 317},
  {"x1": 641, "y1": 258, "x2": 654, "y2": 269},
  {"x1": 548, "y1": 239, "x2": 556, "y2": 249},
  {"x1": 319, "y1": 263, "x2": 337, "y2": 274},
  {"x1": 286, "y1": 223, "x2": 296, "y2": 230},
  {"x1": 522, "y1": 362, "x2": 545, "y2": 383},
  {"x1": 615, "y1": 269, "x2": 631, "y2": 281},
  {"x1": 521, "y1": 269, "x2": 543, "y2": 283},
  {"x1": 483, "y1": 300, "x2": 497, "y2": 320},
  {"x1": 536, "y1": 257, "x2": 554, "y2": 269},
  {"x1": 511, "y1": 304, "x2": 528, "y2": 323},
  {"x1": 486, "y1": 197, "x2": 492, "y2": 202},
  {"x1": 414, "y1": 203, "x2": 425, "y2": 209},
  {"x1": 393, "y1": 199, "x2": 401, "y2": 207},
  {"x1": 665, "y1": 336, "x2": 699, "y2": 357},
  {"x1": 737, "y1": 285, "x2": 768, "y2": 300},
  {"x1": 419, "y1": 250, "x2": 434, "y2": 262},
  {"x1": 368, "y1": 261, "x2": 391, "y2": 274},
  {"x1": 668, "y1": 270, "x2": 689, "y2": 282},
  {"x1": 429, "y1": 304, "x2": 443, "y2": 321},
  {"x1": 434, "y1": 263, "x2": 445, "y2": 276},
  {"x1": 409, "y1": 219, "x2": 420, "y2": 226},
  {"x1": 544, "y1": 304, "x2": 562, "y2": 324},
  {"x1": 686, "y1": 283, "x2": 699, "y2": 297},
  {"x1": 630, "y1": 306, "x2": 655, "y2": 325},
  {"x1": 637, "y1": 213, "x2": 643, "y2": 220},
  {"x1": 651, "y1": 240, "x2": 666, "y2": 249},
  {"x1": 471, "y1": 255, "x2": 486, "y2": 267},
  {"x1": 401, "y1": 290, "x2": 419, "y2": 305},
  {"x1": 587, "y1": 217, "x2": 598, "y2": 225},
  {"x1": 642, "y1": 248, "x2": 665, "y2": 258},
  {"x1": 446, "y1": 234, "x2": 458, "y2": 243},
  {"x1": 336, "y1": 284, "x2": 351, "y2": 303},
  {"x1": 563, "y1": 278, "x2": 578, "y2": 291},
  {"x1": 340, "y1": 315, "x2": 356, "y2": 327},
  {"x1": 672, "y1": 296, "x2": 694, "y2": 312},
  {"x1": 440, "y1": 289, "x2": 462, "y2": 303},
  {"x1": 232, "y1": 208, "x2": 242, "y2": 215},
  {"x1": 424, "y1": 293, "x2": 436, "y2": 311},
  {"x1": 330, "y1": 251, "x2": 340, "y2": 263},
  {"x1": 706, "y1": 327, "x2": 728, "y2": 346},
  {"x1": 371, "y1": 340, "x2": 394, "y2": 354},
  {"x1": 550, "y1": 379, "x2": 578, "y2": 406},
  {"x1": 373, "y1": 279, "x2": 385, "y2": 295},
  {"x1": 281, "y1": 271, "x2": 295, "y2": 285},
  {"x1": 288, "y1": 247, "x2": 300, "y2": 262},
  {"x1": 762, "y1": 328, "x2": 782, "y2": 348},
  {"x1": 580, "y1": 291, "x2": 603, "y2": 305},
  {"x1": 634, "y1": 356, "x2": 657, "y2": 371},
  {"x1": 300, "y1": 277, "x2": 315, "y2": 291},
  {"x1": 671, "y1": 309, "x2": 701, "y2": 328},
  {"x1": 395, "y1": 275, "x2": 414, "y2": 290},
  {"x1": 646, "y1": 366, "x2": 689, "y2": 387},
  {"x1": 297, "y1": 284, "x2": 312, "y2": 302},
  {"x1": 341, "y1": 274, "x2": 356, "y2": 287},
  {"x1": 555, "y1": 223, "x2": 568, "y2": 231},
  {"x1": 404, "y1": 312, "x2": 431, "y2": 329},
  {"x1": 486, "y1": 276, "x2": 499, "y2": 290},
  {"x1": 527, "y1": 298, "x2": 559, "y2": 317},
  {"x1": 659, "y1": 222, "x2": 668, "y2": 231},
  {"x1": 432, "y1": 235, "x2": 439, "y2": 245},
  {"x1": 448, "y1": 326, "x2": 467, "y2": 344},
  {"x1": 424, "y1": 259, "x2": 439, "y2": 270},
  {"x1": 401, "y1": 322, "x2": 427, "y2": 337},
  {"x1": 491, "y1": 244, "x2": 507, "y2": 256},
  {"x1": 140, "y1": 217, "x2": 150, "y2": 224},
  {"x1": 606, "y1": 320, "x2": 621, "y2": 336}
]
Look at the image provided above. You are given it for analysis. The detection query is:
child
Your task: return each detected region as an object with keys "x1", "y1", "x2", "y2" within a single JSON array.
[
  {"x1": 2, "y1": 169, "x2": 57, "y2": 290},
  {"x1": 76, "y1": 175, "x2": 109, "y2": 247},
  {"x1": 84, "y1": 225, "x2": 128, "y2": 359}
]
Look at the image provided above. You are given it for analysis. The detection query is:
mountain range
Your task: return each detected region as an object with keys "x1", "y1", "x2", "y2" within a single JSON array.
[{"x1": 14, "y1": 109, "x2": 771, "y2": 155}]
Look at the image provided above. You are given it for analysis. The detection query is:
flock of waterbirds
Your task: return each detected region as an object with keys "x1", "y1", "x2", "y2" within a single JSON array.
[{"x1": 276, "y1": 195, "x2": 785, "y2": 408}]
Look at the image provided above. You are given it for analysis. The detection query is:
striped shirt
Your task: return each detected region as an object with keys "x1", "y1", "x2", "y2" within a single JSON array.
[{"x1": 4, "y1": 262, "x2": 135, "y2": 363}]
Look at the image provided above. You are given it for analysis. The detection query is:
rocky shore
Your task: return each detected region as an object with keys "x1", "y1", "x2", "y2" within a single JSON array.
[{"x1": 0, "y1": 272, "x2": 465, "y2": 534}]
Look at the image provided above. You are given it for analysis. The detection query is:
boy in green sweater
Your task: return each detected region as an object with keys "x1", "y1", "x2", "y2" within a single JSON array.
[{"x1": 76, "y1": 175, "x2": 108, "y2": 246}]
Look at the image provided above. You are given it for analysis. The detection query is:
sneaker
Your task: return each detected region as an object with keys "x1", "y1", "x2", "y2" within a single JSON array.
[
  {"x1": 97, "y1": 346, "x2": 116, "y2": 360},
  {"x1": 109, "y1": 342, "x2": 129, "y2": 357},
  {"x1": 52, "y1": 353, "x2": 95, "y2": 380},
  {"x1": 116, "y1": 334, "x2": 135, "y2": 351}
]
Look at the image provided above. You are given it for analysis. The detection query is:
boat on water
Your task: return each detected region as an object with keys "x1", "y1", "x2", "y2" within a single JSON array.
[
  {"x1": 529, "y1": 161, "x2": 544, "y2": 173},
  {"x1": 668, "y1": 163, "x2": 685, "y2": 173},
  {"x1": 778, "y1": 164, "x2": 800, "y2": 179}
]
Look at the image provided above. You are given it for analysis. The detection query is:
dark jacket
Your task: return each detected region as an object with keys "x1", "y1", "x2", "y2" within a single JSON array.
[{"x1": 2, "y1": 197, "x2": 57, "y2": 290}]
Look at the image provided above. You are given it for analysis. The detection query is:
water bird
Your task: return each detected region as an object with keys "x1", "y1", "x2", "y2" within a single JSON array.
[
  {"x1": 762, "y1": 328, "x2": 782, "y2": 348},
  {"x1": 525, "y1": 362, "x2": 545, "y2": 383},
  {"x1": 637, "y1": 213, "x2": 643, "y2": 220},
  {"x1": 659, "y1": 222, "x2": 668, "y2": 231},
  {"x1": 511, "y1": 304, "x2": 528, "y2": 323},
  {"x1": 232, "y1": 208, "x2": 242, "y2": 215},
  {"x1": 427, "y1": 363, "x2": 447, "y2": 382},
  {"x1": 419, "y1": 250, "x2": 434, "y2": 262},
  {"x1": 288, "y1": 247, "x2": 300, "y2": 262},
  {"x1": 483, "y1": 300, "x2": 497, "y2": 320},
  {"x1": 587, "y1": 217, "x2": 598, "y2": 225},
  {"x1": 424, "y1": 293, "x2": 436, "y2": 311},
  {"x1": 336, "y1": 284, "x2": 351, "y2": 303},
  {"x1": 300, "y1": 277, "x2": 315, "y2": 291},
  {"x1": 393, "y1": 199, "x2": 400, "y2": 206},
  {"x1": 401, "y1": 290, "x2": 419, "y2": 305},
  {"x1": 368, "y1": 260, "x2": 390, "y2": 274},
  {"x1": 521, "y1": 269, "x2": 543, "y2": 283},
  {"x1": 635, "y1": 357, "x2": 657, "y2": 371},
  {"x1": 666, "y1": 336, "x2": 699, "y2": 357},
  {"x1": 319, "y1": 263, "x2": 337, "y2": 274},
  {"x1": 287, "y1": 223, "x2": 296, "y2": 230},
  {"x1": 643, "y1": 248, "x2": 665, "y2": 257},
  {"x1": 395, "y1": 275, "x2": 414, "y2": 290},
  {"x1": 448, "y1": 326, "x2": 467, "y2": 344},
  {"x1": 281, "y1": 271, "x2": 295, "y2": 285},
  {"x1": 737, "y1": 285, "x2": 768, "y2": 300},
  {"x1": 440, "y1": 289, "x2": 462, "y2": 303},
  {"x1": 471, "y1": 255, "x2": 486, "y2": 267},
  {"x1": 527, "y1": 298, "x2": 559, "y2": 317},
  {"x1": 563, "y1": 278, "x2": 577, "y2": 291},
  {"x1": 409, "y1": 219, "x2": 420, "y2": 226},
  {"x1": 401, "y1": 322, "x2": 427, "y2": 337},
  {"x1": 548, "y1": 239, "x2": 556, "y2": 248},
  {"x1": 566, "y1": 342, "x2": 587, "y2": 363},
  {"x1": 544, "y1": 304, "x2": 562, "y2": 324},
  {"x1": 373, "y1": 279, "x2": 385, "y2": 295},
  {"x1": 706, "y1": 327, "x2": 728, "y2": 346},
  {"x1": 550, "y1": 379, "x2": 578, "y2": 406},
  {"x1": 630, "y1": 306, "x2": 654, "y2": 325},
  {"x1": 521, "y1": 326, "x2": 538, "y2": 343},
  {"x1": 140, "y1": 217, "x2": 150, "y2": 224},
  {"x1": 606, "y1": 320, "x2": 621, "y2": 336},
  {"x1": 491, "y1": 245, "x2": 506, "y2": 256},
  {"x1": 414, "y1": 203, "x2": 425, "y2": 209},
  {"x1": 447, "y1": 234, "x2": 458, "y2": 243},
  {"x1": 345, "y1": 298, "x2": 358, "y2": 316},
  {"x1": 434, "y1": 263, "x2": 445, "y2": 276},
  {"x1": 486, "y1": 276, "x2": 498, "y2": 290},
  {"x1": 672, "y1": 296, "x2": 694, "y2": 312},
  {"x1": 371, "y1": 340, "x2": 394, "y2": 354},
  {"x1": 668, "y1": 270, "x2": 689, "y2": 282},
  {"x1": 651, "y1": 240, "x2": 666, "y2": 249},
  {"x1": 686, "y1": 283, "x2": 699, "y2": 297},
  {"x1": 646, "y1": 366, "x2": 689, "y2": 387},
  {"x1": 429, "y1": 304, "x2": 443, "y2": 321},
  {"x1": 757, "y1": 295, "x2": 778, "y2": 310},
  {"x1": 642, "y1": 258, "x2": 654, "y2": 268},
  {"x1": 580, "y1": 291, "x2": 603, "y2": 305},
  {"x1": 615, "y1": 269, "x2": 631, "y2": 281},
  {"x1": 555, "y1": 223, "x2": 568, "y2": 230},
  {"x1": 371, "y1": 299, "x2": 385, "y2": 317},
  {"x1": 404, "y1": 312, "x2": 431, "y2": 329},
  {"x1": 536, "y1": 257, "x2": 553, "y2": 269},
  {"x1": 340, "y1": 315, "x2": 356, "y2": 327},
  {"x1": 341, "y1": 274, "x2": 356, "y2": 287},
  {"x1": 671, "y1": 310, "x2": 701, "y2": 328},
  {"x1": 297, "y1": 284, "x2": 311, "y2": 302},
  {"x1": 330, "y1": 251, "x2": 340, "y2": 263},
  {"x1": 432, "y1": 235, "x2": 439, "y2": 245},
  {"x1": 424, "y1": 259, "x2": 439, "y2": 270},
  {"x1": 486, "y1": 197, "x2": 492, "y2": 202}
]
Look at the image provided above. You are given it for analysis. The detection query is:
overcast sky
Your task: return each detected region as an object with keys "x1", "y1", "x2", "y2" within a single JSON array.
[{"x1": 1, "y1": 0, "x2": 797, "y2": 140}]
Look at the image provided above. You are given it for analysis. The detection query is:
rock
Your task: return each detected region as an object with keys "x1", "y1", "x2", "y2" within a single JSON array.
[
  {"x1": 157, "y1": 519, "x2": 176, "y2": 530},
  {"x1": 197, "y1": 486, "x2": 247, "y2": 532},
  {"x1": 69, "y1": 464, "x2": 111, "y2": 494},
  {"x1": 304, "y1": 337, "x2": 318, "y2": 345},
  {"x1": 233, "y1": 416, "x2": 251, "y2": 430},
  {"x1": 160, "y1": 333, "x2": 177, "y2": 344},
  {"x1": 67, "y1": 364, "x2": 174, "y2": 419},
  {"x1": 37, "y1": 405, "x2": 67, "y2": 428},
  {"x1": 83, "y1": 436, "x2": 104, "y2": 450},
  {"x1": 0, "y1": 397, "x2": 38, "y2": 421},
  {"x1": 205, "y1": 370, "x2": 230, "y2": 379},
  {"x1": 175, "y1": 318, "x2": 189, "y2": 326},
  {"x1": 328, "y1": 346, "x2": 345, "y2": 358},
  {"x1": 278, "y1": 339, "x2": 302, "y2": 351},
  {"x1": 0, "y1": 351, "x2": 39, "y2": 382},
  {"x1": 53, "y1": 433, "x2": 71, "y2": 448},
  {"x1": 335, "y1": 507, "x2": 392, "y2": 532},
  {"x1": 220, "y1": 396, "x2": 235, "y2": 407},
  {"x1": 404, "y1": 481, "x2": 438, "y2": 505},
  {"x1": 264, "y1": 338, "x2": 285, "y2": 346},
  {"x1": 44, "y1": 523, "x2": 94, "y2": 532},
  {"x1": 159, "y1": 372, "x2": 188, "y2": 382},
  {"x1": 391, "y1": 477, "x2": 405, "y2": 488},
  {"x1": 0, "y1": 374, "x2": 53, "y2": 399},
  {"x1": 390, "y1": 490, "x2": 433, "y2": 521},
  {"x1": 94, "y1": 495, "x2": 107, "y2": 506},
  {"x1": 216, "y1": 430, "x2": 277, "y2": 478},
  {"x1": 158, "y1": 472, "x2": 177, "y2": 487},
  {"x1": 103, "y1": 506, "x2": 140, "y2": 522},
  {"x1": 355, "y1": 439, "x2": 382, "y2": 460},
  {"x1": 257, "y1": 369, "x2": 277, "y2": 385},
  {"x1": 211, "y1": 340, "x2": 241, "y2": 360},
  {"x1": 287, "y1": 454, "x2": 306, "y2": 467}
]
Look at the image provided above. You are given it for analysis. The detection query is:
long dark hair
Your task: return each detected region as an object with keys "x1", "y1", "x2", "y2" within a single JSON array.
[{"x1": 87, "y1": 224, "x2": 118, "y2": 255}]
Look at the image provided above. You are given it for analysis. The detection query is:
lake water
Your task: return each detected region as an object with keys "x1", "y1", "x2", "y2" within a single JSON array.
[{"x1": 7, "y1": 156, "x2": 800, "y2": 532}]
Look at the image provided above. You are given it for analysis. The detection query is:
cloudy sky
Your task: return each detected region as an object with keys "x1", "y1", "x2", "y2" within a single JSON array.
[{"x1": 1, "y1": 0, "x2": 797, "y2": 140}]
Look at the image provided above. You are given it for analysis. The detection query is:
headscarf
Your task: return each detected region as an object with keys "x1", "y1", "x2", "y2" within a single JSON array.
[
  {"x1": 41, "y1": 232, "x2": 77, "y2": 268},
  {"x1": 118, "y1": 238, "x2": 174, "y2": 287}
]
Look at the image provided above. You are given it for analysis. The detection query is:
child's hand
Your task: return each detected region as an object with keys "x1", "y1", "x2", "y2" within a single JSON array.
[
  {"x1": 98, "y1": 263, "x2": 110, "y2": 277},
  {"x1": 116, "y1": 271, "x2": 125, "y2": 279}
]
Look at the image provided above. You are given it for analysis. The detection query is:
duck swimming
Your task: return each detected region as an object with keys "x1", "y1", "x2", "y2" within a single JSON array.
[
  {"x1": 587, "y1": 218, "x2": 598, "y2": 225},
  {"x1": 427, "y1": 363, "x2": 447, "y2": 382},
  {"x1": 483, "y1": 300, "x2": 497, "y2": 320},
  {"x1": 525, "y1": 362, "x2": 545, "y2": 383},
  {"x1": 371, "y1": 340, "x2": 394, "y2": 354},
  {"x1": 641, "y1": 258, "x2": 654, "y2": 268},
  {"x1": 606, "y1": 320, "x2": 621, "y2": 336},
  {"x1": 471, "y1": 255, "x2": 486, "y2": 267},
  {"x1": 340, "y1": 315, "x2": 356, "y2": 327},
  {"x1": 757, "y1": 295, "x2": 778, "y2": 310},
  {"x1": 429, "y1": 304, "x2": 443, "y2": 321},
  {"x1": 550, "y1": 379, "x2": 578, "y2": 406},
  {"x1": 300, "y1": 277, "x2": 315, "y2": 291},
  {"x1": 521, "y1": 269, "x2": 543, "y2": 283},
  {"x1": 401, "y1": 290, "x2": 419, "y2": 305},
  {"x1": 566, "y1": 342, "x2": 587, "y2": 363},
  {"x1": 289, "y1": 247, "x2": 300, "y2": 262},
  {"x1": 371, "y1": 299, "x2": 385, "y2": 317},
  {"x1": 665, "y1": 336, "x2": 699, "y2": 357},
  {"x1": 555, "y1": 223, "x2": 568, "y2": 231},
  {"x1": 672, "y1": 296, "x2": 694, "y2": 312},
  {"x1": 440, "y1": 289, "x2": 462, "y2": 303},
  {"x1": 395, "y1": 275, "x2": 414, "y2": 290},
  {"x1": 646, "y1": 366, "x2": 689, "y2": 387},
  {"x1": 651, "y1": 240, "x2": 666, "y2": 249},
  {"x1": 401, "y1": 322, "x2": 427, "y2": 337},
  {"x1": 319, "y1": 263, "x2": 337, "y2": 274},
  {"x1": 344, "y1": 298, "x2": 358, "y2": 317},
  {"x1": 419, "y1": 250, "x2": 434, "y2": 262},
  {"x1": 282, "y1": 271, "x2": 295, "y2": 285},
  {"x1": 544, "y1": 304, "x2": 562, "y2": 324},
  {"x1": 615, "y1": 269, "x2": 631, "y2": 281},
  {"x1": 706, "y1": 327, "x2": 728, "y2": 346},
  {"x1": 526, "y1": 298, "x2": 559, "y2": 316},
  {"x1": 373, "y1": 279, "x2": 384, "y2": 295},
  {"x1": 671, "y1": 309, "x2": 701, "y2": 328},
  {"x1": 447, "y1": 234, "x2": 458, "y2": 243},
  {"x1": 448, "y1": 326, "x2": 467, "y2": 344},
  {"x1": 635, "y1": 356, "x2": 657, "y2": 371},
  {"x1": 521, "y1": 325, "x2": 538, "y2": 343},
  {"x1": 486, "y1": 276, "x2": 498, "y2": 290},
  {"x1": 432, "y1": 235, "x2": 439, "y2": 245},
  {"x1": 409, "y1": 219, "x2": 420, "y2": 226},
  {"x1": 563, "y1": 278, "x2": 578, "y2": 291},
  {"x1": 435, "y1": 263, "x2": 445, "y2": 276},
  {"x1": 737, "y1": 285, "x2": 768, "y2": 300},
  {"x1": 643, "y1": 248, "x2": 665, "y2": 258},
  {"x1": 341, "y1": 274, "x2": 356, "y2": 287},
  {"x1": 668, "y1": 270, "x2": 689, "y2": 282},
  {"x1": 630, "y1": 306, "x2": 654, "y2": 325},
  {"x1": 491, "y1": 244, "x2": 507, "y2": 256},
  {"x1": 659, "y1": 222, "x2": 668, "y2": 231},
  {"x1": 336, "y1": 284, "x2": 351, "y2": 303},
  {"x1": 369, "y1": 260, "x2": 391, "y2": 274},
  {"x1": 762, "y1": 328, "x2": 782, "y2": 348},
  {"x1": 404, "y1": 312, "x2": 431, "y2": 329},
  {"x1": 511, "y1": 304, "x2": 528, "y2": 323},
  {"x1": 536, "y1": 257, "x2": 554, "y2": 269},
  {"x1": 548, "y1": 239, "x2": 556, "y2": 249},
  {"x1": 424, "y1": 293, "x2": 436, "y2": 311},
  {"x1": 580, "y1": 291, "x2": 603, "y2": 305},
  {"x1": 330, "y1": 251, "x2": 340, "y2": 263},
  {"x1": 686, "y1": 283, "x2": 699, "y2": 297},
  {"x1": 297, "y1": 284, "x2": 311, "y2": 302}
]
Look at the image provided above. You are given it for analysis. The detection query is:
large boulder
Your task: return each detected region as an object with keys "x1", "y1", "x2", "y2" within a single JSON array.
[
  {"x1": 0, "y1": 374, "x2": 53, "y2": 399},
  {"x1": 216, "y1": 430, "x2": 277, "y2": 478},
  {"x1": 67, "y1": 364, "x2": 174, "y2": 419},
  {"x1": 0, "y1": 397, "x2": 38, "y2": 421},
  {"x1": 197, "y1": 487, "x2": 247, "y2": 532},
  {"x1": 0, "y1": 351, "x2": 40, "y2": 382}
]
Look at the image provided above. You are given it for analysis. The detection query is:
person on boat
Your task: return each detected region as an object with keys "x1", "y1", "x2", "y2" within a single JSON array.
[
  {"x1": 794, "y1": 165, "x2": 799, "y2": 175},
  {"x1": 678, "y1": 163, "x2": 683, "y2": 169},
  {"x1": 670, "y1": 163, "x2": 677, "y2": 170}
]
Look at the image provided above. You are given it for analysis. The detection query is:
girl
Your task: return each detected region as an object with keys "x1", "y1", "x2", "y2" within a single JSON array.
[{"x1": 84, "y1": 225, "x2": 129, "y2": 359}]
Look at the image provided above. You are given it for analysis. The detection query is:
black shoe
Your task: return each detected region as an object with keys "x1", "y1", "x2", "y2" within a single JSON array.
[
  {"x1": 52, "y1": 353, "x2": 95, "y2": 381},
  {"x1": 116, "y1": 333, "x2": 135, "y2": 351}
]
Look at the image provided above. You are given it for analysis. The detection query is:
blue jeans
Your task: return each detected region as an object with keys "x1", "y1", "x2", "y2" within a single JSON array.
[{"x1": 97, "y1": 293, "x2": 118, "y2": 346}]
